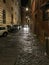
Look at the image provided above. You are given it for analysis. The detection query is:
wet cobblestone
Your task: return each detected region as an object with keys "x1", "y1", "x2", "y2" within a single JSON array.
[
  {"x1": 0, "y1": 27, "x2": 49, "y2": 65},
  {"x1": 14, "y1": 28, "x2": 49, "y2": 65}
]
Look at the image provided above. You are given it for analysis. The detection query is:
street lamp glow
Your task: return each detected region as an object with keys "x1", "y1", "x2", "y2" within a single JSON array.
[
  {"x1": 26, "y1": 7, "x2": 29, "y2": 11},
  {"x1": 26, "y1": 16, "x2": 28, "y2": 18}
]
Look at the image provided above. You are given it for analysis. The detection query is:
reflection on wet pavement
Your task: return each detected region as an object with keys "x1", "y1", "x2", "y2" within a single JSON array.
[
  {"x1": 0, "y1": 26, "x2": 49, "y2": 65},
  {"x1": 14, "y1": 27, "x2": 49, "y2": 65}
]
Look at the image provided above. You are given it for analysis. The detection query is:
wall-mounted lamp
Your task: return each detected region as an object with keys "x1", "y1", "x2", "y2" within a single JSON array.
[{"x1": 26, "y1": 7, "x2": 29, "y2": 11}]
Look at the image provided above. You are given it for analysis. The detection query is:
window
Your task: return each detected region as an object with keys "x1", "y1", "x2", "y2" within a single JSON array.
[
  {"x1": 12, "y1": 0, "x2": 14, "y2": 2},
  {"x1": 11, "y1": 14, "x2": 13, "y2": 24},
  {"x1": 3, "y1": 10, "x2": 6, "y2": 24},
  {"x1": 3, "y1": 0, "x2": 6, "y2": 3},
  {"x1": 35, "y1": 14, "x2": 37, "y2": 18},
  {"x1": 11, "y1": 7, "x2": 13, "y2": 11},
  {"x1": 43, "y1": 11, "x2": 49, "y2": 21}
]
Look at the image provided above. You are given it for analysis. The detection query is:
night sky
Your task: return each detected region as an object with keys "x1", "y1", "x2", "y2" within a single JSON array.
[{"x1": 21, "y1": 0, "x2": 28, "y2": 7}]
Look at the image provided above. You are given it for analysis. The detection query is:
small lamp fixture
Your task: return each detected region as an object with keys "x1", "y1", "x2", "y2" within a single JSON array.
[{"x1": 26, "y1": 7, "x2": 29, "y2": 11}]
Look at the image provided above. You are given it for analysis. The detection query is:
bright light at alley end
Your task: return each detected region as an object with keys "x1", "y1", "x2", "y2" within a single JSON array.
[{"x1": 26, "y1": 7, "x2": 29, "y2": 11}]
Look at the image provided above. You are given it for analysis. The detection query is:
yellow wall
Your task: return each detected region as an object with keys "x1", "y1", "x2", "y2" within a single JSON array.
[{"x1": 0, "y1": 0, "x2": 21, "y2": 26}]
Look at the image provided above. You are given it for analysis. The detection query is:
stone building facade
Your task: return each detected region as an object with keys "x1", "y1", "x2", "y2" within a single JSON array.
[
  {"x1": 0, "y1": 0, "x2": 21, "y2": 26},
  {"x1": 31, "y1": 0, "x2": 49, "y2": 55}
]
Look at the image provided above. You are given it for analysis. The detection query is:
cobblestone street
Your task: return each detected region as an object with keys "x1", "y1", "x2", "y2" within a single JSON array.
[
  {"x1": 0, "y1": 0, "x2": 49, "y2": 65},
  {"x1": 0, "y1": 27, "x2": 49, "y2": 65}
]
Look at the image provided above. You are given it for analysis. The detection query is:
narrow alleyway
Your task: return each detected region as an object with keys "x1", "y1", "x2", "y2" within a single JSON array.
[
  {"x1": 0, "y1": 26, "x2": 49, "y2": 65},
  {"x1": 0, "y1": 0, "x2": 49, "y2": 65}
]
